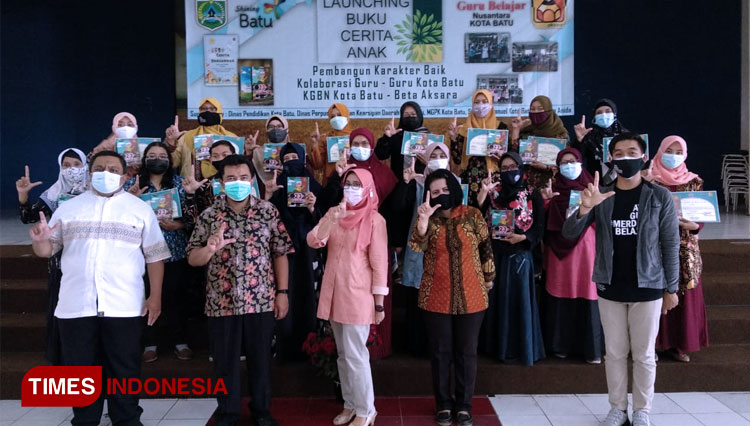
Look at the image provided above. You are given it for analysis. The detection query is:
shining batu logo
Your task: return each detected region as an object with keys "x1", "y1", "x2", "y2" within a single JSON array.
[{"x1": 22, "y1": 366, "x2": 227, "y2": 407}]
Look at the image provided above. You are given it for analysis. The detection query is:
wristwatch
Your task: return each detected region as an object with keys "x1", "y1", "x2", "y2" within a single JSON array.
[
  {"x1": 276, "y1": 289, "x2": 289, "y2": 295},
  {"x1": 374, "y1": 305, "x2": 385, "y2": 312}
]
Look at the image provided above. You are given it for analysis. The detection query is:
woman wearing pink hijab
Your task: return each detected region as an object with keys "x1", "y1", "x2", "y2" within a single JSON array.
[
  {"x1": 89, "y1": 112, "x2": 140, "y2": 177},
  {"x1": 307, "y1": 168, "x2": 387, "y2": 426},
  {"x1": 651, "y1": 135, "x2": 708, "y2": 362}
]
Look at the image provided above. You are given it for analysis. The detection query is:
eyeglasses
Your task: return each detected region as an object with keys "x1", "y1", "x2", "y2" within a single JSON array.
[
  {"x1": 343, "y1": 183, "x2": 362, "y2": 189},
  {"x1": 267, "y1": 124, "x2": 285, "y2": 130},
  {"x1": 500, "y1": 165, "x2": 519, "y2": 172}
]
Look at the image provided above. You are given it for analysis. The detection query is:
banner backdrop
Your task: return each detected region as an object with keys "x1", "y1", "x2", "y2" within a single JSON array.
[{"x1": 186, "y1": 0, "x2": 574, "y2": 119}]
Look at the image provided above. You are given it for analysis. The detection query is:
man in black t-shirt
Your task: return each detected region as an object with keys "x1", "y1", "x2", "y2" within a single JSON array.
[{"x1": 563, "y1": 133, "x2": 680, "y2": 426}]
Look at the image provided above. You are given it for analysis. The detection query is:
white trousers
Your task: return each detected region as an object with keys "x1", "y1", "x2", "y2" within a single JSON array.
[
  {"x1": 598, "y1": 297, "x2": 663, "y2": 413},
  {"x1": 330, "y1": 321, "x2": 375, "y2": 417}
]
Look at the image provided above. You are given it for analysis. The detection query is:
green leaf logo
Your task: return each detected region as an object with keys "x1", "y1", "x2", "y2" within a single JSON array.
[{"x1": 393, "y1": 10, "x2": 443, "y2": 63}]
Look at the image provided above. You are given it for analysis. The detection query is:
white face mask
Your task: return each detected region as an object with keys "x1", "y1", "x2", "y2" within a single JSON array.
[
  {"x1": 343, "y1": 186, "x2": 364, "y2": 206},
  {"x1": 427, "y1": 158, "x2": 449, "y2": 171},
  {"x1": 114, "y1": 126, "x2": 138, "y2": 139},
  {"x1": 91, "y1": 171, "x2": 122, "y2": 194},
  {"x1": 330, "y1": 116, "x2": 348, "y2": 131}
]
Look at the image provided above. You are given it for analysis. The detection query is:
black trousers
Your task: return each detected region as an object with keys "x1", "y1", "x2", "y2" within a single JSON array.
[
  {"x1": 209, "y1": 312, "x2": 275, "y2": 424},
  {"x1": 422, "y1": 309, "x2": 485, "y2": 413},
  {"x1": 143, "y1": 259, "x2": 188, "y2": 348},
  {"x1": 58, "y1": 316, "x2": 144, "y2": 426}
]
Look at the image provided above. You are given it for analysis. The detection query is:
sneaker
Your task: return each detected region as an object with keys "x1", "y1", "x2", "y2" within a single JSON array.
[
  {"x1": 586, "y1": 358, "x2": 602, "y2": 364},
  {"x1": 456, "y1": 411, "x2": 473, "y2": 426},
  {"x1": 174, "y1": 346, "x2": 193, "y2": 361},
  {"x1": 600, "y1": 408, "x2": 629, "y2": 426},
  {"x1": 631, "y1": 410, "x2": 649, "y2": 426},
  {"x1": 435, "y1": 410, "x2": 452, "y2": 426},
  {"x1": 142, "y1": 349, "x2": 158, "y2": 363}
]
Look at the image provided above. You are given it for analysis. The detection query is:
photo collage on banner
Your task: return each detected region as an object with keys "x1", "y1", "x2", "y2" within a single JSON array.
[{"x1": 187, "y1": 0, "x2": 573, "y2": 119}]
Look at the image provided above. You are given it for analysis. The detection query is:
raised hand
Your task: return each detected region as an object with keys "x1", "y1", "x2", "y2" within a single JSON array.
[
  {"x1": 574, "y1": 115, "x2": 592, "y2": 141},
  {"x1": 30, "y1": 212, "x2": 59, "y2": 242},
  {"x1": 127, "y1": 176, "x2": 148, "y2": 197},
  {"x1": 16, "y1": 165, "x2": 43, "y2": 197},
  {"x1": 165, "y1": 115, "x2": 186, "y2": 146},
  {"x1": 384, "y1": 114, "x2": 401, "y2": 138},
  {"x1": 641, "y1": 161, "x2": 662, "y2": 183},
  {"x1": 92, "y1": 134, "x2": 116, "y2": 154},
  {"x1": 539, "y1": 185, "x2": 560, "y2": 200},
  {"x1": 511, "y1": 109, "x2": 531, "y2": 131},
  {"x1": 183, "y1": 176, "x2": 208, "y2": 194},
  {"x1": 311, "y1": 122, "x2": 322, "y2": 145},
  {"x1": 580, "y1": 171, "x2": 615, "y2": 210},
  {"x1": 403, "y1": 163, "x2": 423, "y2": 184},
  {"x1": 328, "y1": 199, "x2": 352, "y2": 222},
  {"x1": 304, "y1": 191, "x2": 317, "y2": 213},
  {"x1": 447, "y1": 115, "x2": 463, "y2": 140},
  {"x1": 415, "y1": 151, "x2": 428, "y2": 165},
  {"x1": 206, "y1": 222, "x2": 236, "y2": 253},
  {"x1": 480, "y1": 176, "x2": 500, "y2": 194},
  {"x1": 264, "y1": 170, "x2": 282, "y2": 200},
  {"x1": 417, "y1": 192, "x2": 441, "y2": 221},
  {"x1": 335, "y1": 152, "x2": 355, "y2": 177},
  {"x1": 244, "y1": 130, "x2": 260, "y2": 155}
]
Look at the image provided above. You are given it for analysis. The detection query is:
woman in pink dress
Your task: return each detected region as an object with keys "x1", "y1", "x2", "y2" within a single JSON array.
[
  {"x1": 651, "y1": 135, "x2": 709, "y2": 362},
  {"x1": 542, "y1": 147, "x2": 603, "y2": 363}
]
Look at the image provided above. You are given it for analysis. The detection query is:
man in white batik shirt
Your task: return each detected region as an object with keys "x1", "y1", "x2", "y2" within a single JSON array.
[{"x1": 31, "y1": 151, "x2": 171, "y2": 426}]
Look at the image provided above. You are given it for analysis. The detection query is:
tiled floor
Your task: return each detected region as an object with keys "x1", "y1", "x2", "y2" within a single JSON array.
[
  {"x1": 2, "y1": 392, "x2": 748, "y2": 425},
  {"x1": 489, "y1": 392, "x2": 750, "y2": 426}
]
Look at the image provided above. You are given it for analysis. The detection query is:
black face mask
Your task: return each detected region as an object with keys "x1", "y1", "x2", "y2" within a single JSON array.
[
  {"x1": 283, "y1": 159, "x2": 305, "y2": 177},
  {"x1": 400, "y1": 116, "x2": 421, "y2": 131},
  {"x1": 211, "y1": 160, "x2": 224, "y2": 172},
  {"x1": 430, "y1": 193, "x2": 453, "y2": 210},
  {"x1": 612, "y1": 157, "x2": 644, "y2": 179},
  {"x1": 198, "y1": 111, "x2": 221, "y2": 126},
  {"x1": 500, "y1": 170, "x2": 522, "y2": 187},
  {"x1": 267, "y1": 128, "x2": 288, "y2": 143},
  {"x1": 145, "y1": 159, "x2": 169, "y2": 174}
]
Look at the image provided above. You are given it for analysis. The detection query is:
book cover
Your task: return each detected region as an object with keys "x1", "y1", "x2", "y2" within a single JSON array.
[
  {"x1": 326, "y1": 136, "x2": 350, "y2": 163},
  {"x1": 115, "y1": 138, "x2": 160, "y2": 166},
  {"x1": 567, "y1": 190, "x2": 582, "y2": 218},
  {"x1": 532, "y1": 136, "x2": 567, "y2": 166},
  {"x1": 519, "y1": 139, "x2": 538, "y2": 164},
  {"x1": 673, "y1": 191, "x2": 721, "y2": 223},
  {"x1": 465, "y1": 128, "x2": 490, "y2": 156},
  {"x1": 141, "y1": 188, "x2": 182, "y2": 219},
  {"x1": 401, "y1": 132, "x2": 445, "y2": 156},
  {"x1": 491, "y1": 209, "x2": 515, "y2": 239},
  {"x1": 487, "y1": 129, "x2": 509, "y2": 157},
  {"x1": 287, "y1": 177, "x2": 310, "y2": 207},
  {"x1": 263, "y1": 143, "x2": 285, "y2": 172}
]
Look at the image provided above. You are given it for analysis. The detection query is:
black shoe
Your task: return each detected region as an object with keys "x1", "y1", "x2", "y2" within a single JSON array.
[
  {"x1": 456, "y1": 411, "x2": 474, "y2": 426},
  {"x1": 435, "y1": 410, "x2": 453, "y2": 426},
  {"x1": 252, "y1": 415, "x2": 279, "y2": 426}
]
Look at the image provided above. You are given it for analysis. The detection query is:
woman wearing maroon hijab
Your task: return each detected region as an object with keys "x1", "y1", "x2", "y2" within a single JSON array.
[{"x1": 543, "y1": 147, "x2": 603, "y2": 363}]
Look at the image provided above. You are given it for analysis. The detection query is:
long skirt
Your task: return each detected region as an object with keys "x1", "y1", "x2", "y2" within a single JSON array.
[
  {"x1": 542, "y1": 292, "x2": 604, "y2": 361},
  {"x1": 482, "y1": 250, "x2": 545, "y2": 365},
  {"x1": 655, "y1": 279, "x2": 709, "y2": 353}
]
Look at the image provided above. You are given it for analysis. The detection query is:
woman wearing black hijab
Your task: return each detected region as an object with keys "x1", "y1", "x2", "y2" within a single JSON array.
[
  {"x1": 266, "y1": 142, "x2": 323, "y2": 361},
  {"x1": 375, "y1": 101, "x2": 430, "y2": 179},
  {"x1": 571, "y1": 98, "x2": 628, "y2": 179},
  {"x1": 477, "y1": 151, "x2": 546, "y2": 366}
]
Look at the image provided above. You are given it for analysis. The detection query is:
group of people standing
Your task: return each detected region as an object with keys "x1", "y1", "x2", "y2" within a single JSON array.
[{"x1": 18, "y1": 92, "x2": 708, "y2": 426}]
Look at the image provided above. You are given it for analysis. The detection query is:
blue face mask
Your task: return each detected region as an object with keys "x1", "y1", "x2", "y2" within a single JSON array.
[
  {"x1": 593, "y1": 112, "x2": 615, "y2": 128},
  {"x1": 351, "y1": 146, "x2": 371, "y2": 162},
  {"x1": 660, "y1": 153, "x2": 685, "y2": 169},
  {"x1": 223, "y1": 180, "x2": 253, "y2": 201},
  {"x1": 559, "y1": 162, "x2": 582, "y2": 180}
]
